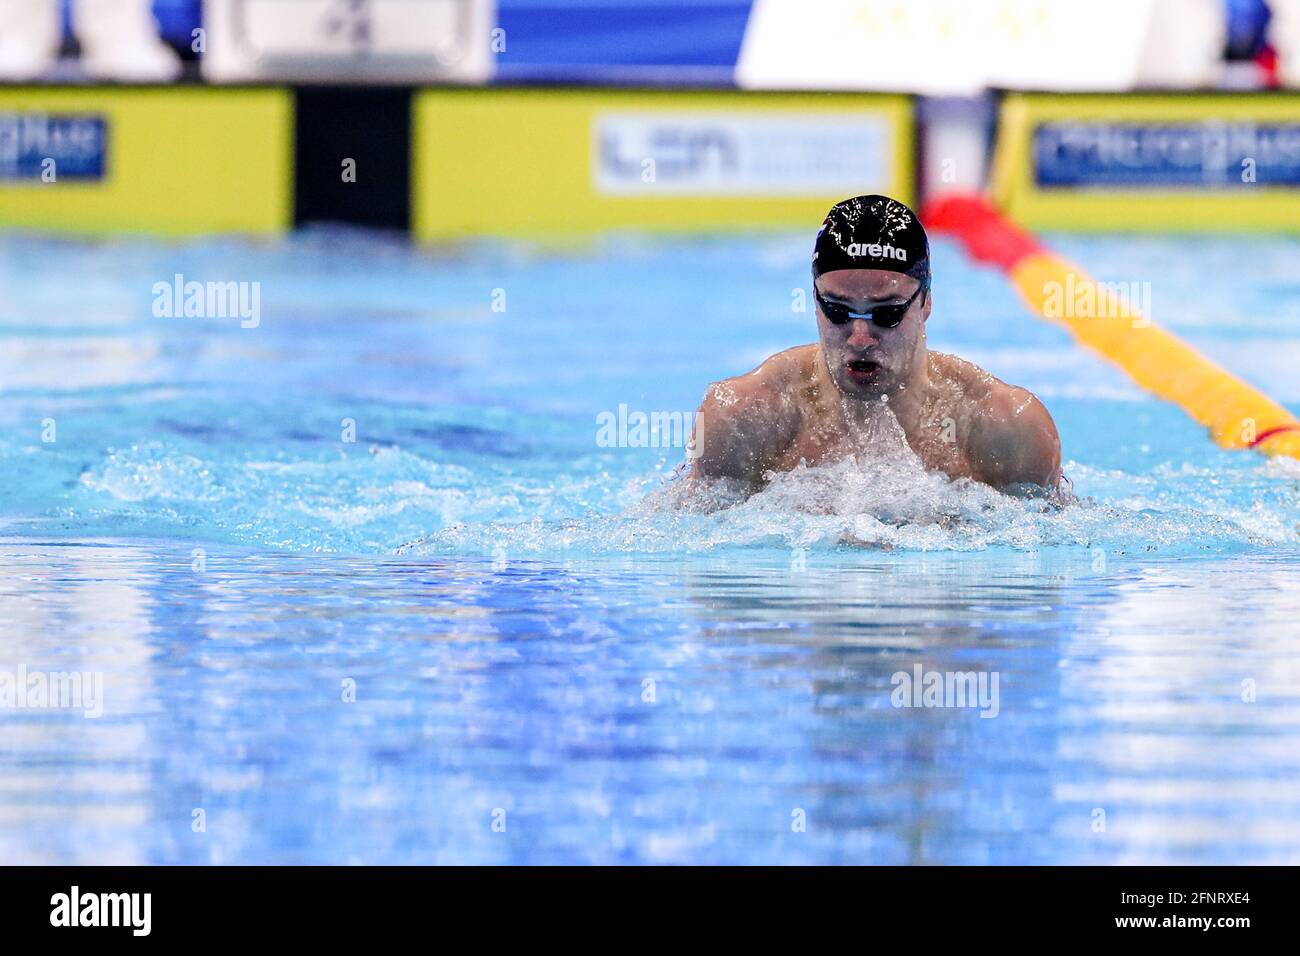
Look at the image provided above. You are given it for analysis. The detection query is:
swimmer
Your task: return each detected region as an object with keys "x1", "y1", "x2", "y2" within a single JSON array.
[{"x1": 689, "y1": 195, "x2": 1062, "y2": 499}]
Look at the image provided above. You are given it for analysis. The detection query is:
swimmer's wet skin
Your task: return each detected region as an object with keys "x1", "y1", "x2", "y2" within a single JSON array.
[{"x1": 690, "y1": 195, "x2": 1062, "y2": 500}]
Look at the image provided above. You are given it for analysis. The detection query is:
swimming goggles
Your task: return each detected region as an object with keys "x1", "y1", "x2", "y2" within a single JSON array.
[{"x1": 814, "y1": 280, "x2": 928, "y2": 328}]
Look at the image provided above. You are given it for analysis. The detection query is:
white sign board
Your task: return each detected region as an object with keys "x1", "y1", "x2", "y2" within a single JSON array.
[
  {"x1": 736, "y1": 0, "x2": 1223, "y2": 94},
  {"x1": 203, "y1": 0, "x2": 495, "y2": 83}
]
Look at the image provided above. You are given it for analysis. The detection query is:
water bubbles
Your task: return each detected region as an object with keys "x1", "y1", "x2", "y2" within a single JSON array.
[{"x1": 404, "y1": 450, "x2": 1291, "y2": 558}]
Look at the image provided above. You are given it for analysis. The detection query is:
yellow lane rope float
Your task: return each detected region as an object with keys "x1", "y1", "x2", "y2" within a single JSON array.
[{"x1": 924, "y1": 194, "x2": 1300, "y2": 460}]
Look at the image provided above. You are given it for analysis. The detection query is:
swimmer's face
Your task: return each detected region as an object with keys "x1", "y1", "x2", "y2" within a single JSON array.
[{"x1": 814, "y1": 269, "x2": 930, "y2": 399}]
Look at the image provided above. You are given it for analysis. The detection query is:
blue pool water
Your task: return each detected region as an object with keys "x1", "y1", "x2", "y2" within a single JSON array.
[{"x1": 1, "y1": 228, "x2": 1299, "y2": 864}]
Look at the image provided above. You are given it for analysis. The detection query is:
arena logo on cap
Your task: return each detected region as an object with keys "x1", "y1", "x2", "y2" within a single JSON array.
[
  {"x1": 0, "y1": 112, "x2": 106, "y2": 181},
  {"x1": 846, "y1": 242, "x2": 907, "y2": 261}
]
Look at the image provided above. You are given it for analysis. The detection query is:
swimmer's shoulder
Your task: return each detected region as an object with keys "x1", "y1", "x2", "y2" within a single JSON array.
[
  {"x1": 928, "y1": 350, "x2": 999, "y2": 397},
  {"x1": 694, "y1": 346, "x2": 810, "y2": 481},
  {"x1": 929, "y1": 351, "x2": 1047, "y2": 414},
  {"x1": 928, "y1": 350, "x2": 1060, "y2": 488},
  {"x1": 744, "y1": 343, "x2": 818, "y2": 388},
  {"x1": 701, "y1": 344, "x2": 815, "y2": 415}
]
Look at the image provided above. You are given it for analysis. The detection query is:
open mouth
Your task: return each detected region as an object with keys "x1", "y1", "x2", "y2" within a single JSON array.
[{"x1": 846, "y1": 358, "x2": 881, "y2": 380}]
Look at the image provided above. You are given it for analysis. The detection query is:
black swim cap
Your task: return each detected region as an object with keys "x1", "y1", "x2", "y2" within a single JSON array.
[{"x1": 812, "y1": 195, "x2": 930, "y2": 285}]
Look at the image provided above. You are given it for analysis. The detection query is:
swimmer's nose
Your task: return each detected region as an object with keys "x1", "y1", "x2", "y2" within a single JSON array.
[{"x1": 846, "y1": 318, "x2": 879, "y2": 348}]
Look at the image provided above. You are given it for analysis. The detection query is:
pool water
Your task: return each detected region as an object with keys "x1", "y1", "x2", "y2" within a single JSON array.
[{"x1": 1, "y1": 228, "x2": 1299, "y2": 863}]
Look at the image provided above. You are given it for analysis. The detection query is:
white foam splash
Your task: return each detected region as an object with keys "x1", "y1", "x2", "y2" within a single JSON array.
[
  {"x1": 408, "y1": 439, "x2": 1288, "y2": 558},
  {"x1": 73, "y1": 434, "x2": 1298, "y2": 557}
]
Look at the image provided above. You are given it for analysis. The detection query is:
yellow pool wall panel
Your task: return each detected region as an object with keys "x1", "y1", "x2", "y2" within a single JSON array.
[
  {"x1": 0, "y1": 87, "x2": 292, "y2": 237},
  {"x1": 412, "y1": 88, "x2": 914, "y2": 239},
  {"x1": 993, "y1": 92, "x2": 1300, "y2": 233}
]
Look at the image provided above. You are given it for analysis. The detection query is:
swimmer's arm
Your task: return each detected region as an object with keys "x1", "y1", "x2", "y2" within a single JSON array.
[
  {"x1": 688, "y1": 376, "x2": 793, "y2": 490},
  {"x1": 967, "y1": 385, "x2": 1061, "y2": 492}
]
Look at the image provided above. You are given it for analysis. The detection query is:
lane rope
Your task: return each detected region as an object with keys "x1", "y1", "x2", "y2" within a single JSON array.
[{"x1": 922, "y1": 194, "x2": 1300, "y2": 461}]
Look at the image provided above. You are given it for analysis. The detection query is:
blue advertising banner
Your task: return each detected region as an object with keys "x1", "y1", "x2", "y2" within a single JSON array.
[
  {"x1": 0, "y1": 112, "x2": 106, "y2": 181},
  {"x1": 1034, "y1": 120, "x2": 1300, "y2": 188}
]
